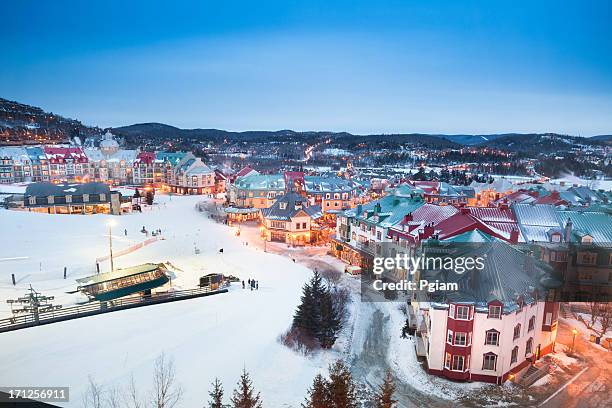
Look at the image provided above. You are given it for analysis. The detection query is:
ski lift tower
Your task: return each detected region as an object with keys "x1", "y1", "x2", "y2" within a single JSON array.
[{"x1": 6, "y1": 285, "x2": 62, "y2": 324}]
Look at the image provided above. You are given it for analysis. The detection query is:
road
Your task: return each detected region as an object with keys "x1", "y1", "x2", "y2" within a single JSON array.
[{"x1": 540, "y1": 319, "x2": 611, "y2": 408}]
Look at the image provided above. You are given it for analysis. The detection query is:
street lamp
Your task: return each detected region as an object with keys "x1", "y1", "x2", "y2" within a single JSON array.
[
  {"x1": 260, "y1": 226, "x2": 267, "y2": 252},
  {"x1": 571, "y1": 328, "x2": 578, "y2": 353},
  {"x1": 107, "y1": 219, "x2": 116, "y2": 273}
]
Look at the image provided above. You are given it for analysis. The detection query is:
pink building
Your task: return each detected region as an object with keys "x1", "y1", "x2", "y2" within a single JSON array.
[{"x1": 412, "y1": 235, "x2": 560, "y2": 384}]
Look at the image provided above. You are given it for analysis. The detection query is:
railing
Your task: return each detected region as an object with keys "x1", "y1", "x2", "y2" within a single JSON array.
[{"x1": 0, "y1": 285, "x2": 228, "y2": 333}]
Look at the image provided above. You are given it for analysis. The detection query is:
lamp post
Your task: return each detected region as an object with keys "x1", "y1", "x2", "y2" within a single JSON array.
[
  {"x1": 107, "y1": 220, "x2": 116, "y2": 273},
  {"x1": 260, "y1": 226, "x2": 267, "y2": 252},
  {"x1": 571, "y1": 328, "x2": 578, "y2": 353}
]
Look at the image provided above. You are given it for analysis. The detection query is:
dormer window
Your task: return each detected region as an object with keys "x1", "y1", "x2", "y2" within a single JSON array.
[
  {"x1": 279, "y1": 202, "x2": 287, "y2": 210},
  {"x1": 488, "y1": 305, "x2": 502, "y2": 319},
  {"x1": 551, "y1": 233, "x2": 561, "y2": 243},
  {"x1": 582, "y1": 235, "x2": 593, "y2": 244}
]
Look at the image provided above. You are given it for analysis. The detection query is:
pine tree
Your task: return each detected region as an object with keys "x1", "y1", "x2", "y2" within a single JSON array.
[
  {"x1": 230, "y1": 369, "x2": 262, "y2": 408},
  {"x1": 208, "y1": 378, "x2": 226, "y2": 408},
  {"x1": 293, "y1": 270, "x2": 344, "y2": 349},
  {"x1": 318, "y1": 290, "x2": 341, "y2": 349},
  {"x1": 293, "y1": 270, "x2": 325, "y2": 337},
  {"x1": 374, "y1": 371, "x2": 397, "y2": 408},
  {"x1": 302, "y1": 374, "x2": 330, "y2": 408},
  {"x1": 145, "y1": 190, "x2": 155, "y2": 205},
  {"x1": 327, "y1": 360, "x2": 358, "y2": 408}
]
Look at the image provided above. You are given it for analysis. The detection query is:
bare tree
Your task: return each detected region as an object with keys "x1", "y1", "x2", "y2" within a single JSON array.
[
  {"x1": 151, "y1": 353, "x2": 183, "y2": 408},
  {"x1": 106, "y1": 387, "x2": 122, "y2": 408},
  {"x1": 124, "y1": 374, "x2": 143, "y2": 408},
  {"x1": 587, "y1": 301, "x2": 601, "y2": 329},
  {"x1": 82, "y1": 376, "x2": 104, "y2": 408},
  {"x1": 597, "y1": 303, "x2": 612, "y2": 337}
]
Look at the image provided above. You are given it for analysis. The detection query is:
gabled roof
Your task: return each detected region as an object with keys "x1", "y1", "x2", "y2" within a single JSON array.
[
  {"x1": 236, "y1": 166, "x2": 259, "y2": 177},
  {"x1": 442, "y1": 229, "x2": 496, "y2": 243},
  {"x1": 557, "y1": 210, "x2": 612, "y2": 243},
  {"x1": 44, "y1": 147, "x2": 88, "y2": 163},
  {"x1": 303, "y1": 176, "x2": 359, "y2": 193},
  {"x1": 234, "y1": 174, "x2": 285, "y2": 190},
  {"x1": 134, "y1": 151, "x2": 156, "y2": 166},
  {"x1": 494, "y1": 190, "x2": 536, "y2": 205},
  {"x1": 155, "y1": 152, "x2": 188, "y2": 165},
  {"x1": 513, "y1": 203, "x2": 562, "y2": 242},
  {"x1": 422, "y1": 239, "x2": 558, "y2": 307},
  {"x1": 533, "y1": 191, "x2": 568, "y2": 206},
  {"x1": 261, "y1": 192, "x2": 322, "y2": 221},
  {"x1": 344, "y1": 188, "x2": 424, "y2": 228}
]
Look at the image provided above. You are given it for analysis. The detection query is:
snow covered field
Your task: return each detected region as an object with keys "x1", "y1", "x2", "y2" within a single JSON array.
[
  {"x1": 0, "y1": 186, "x2": 496, "y2": 407},
  {"x1": 0, "y1": 191, "x2": 342, "y2": 407}
]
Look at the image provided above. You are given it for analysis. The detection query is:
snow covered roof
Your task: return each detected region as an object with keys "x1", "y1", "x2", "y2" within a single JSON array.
[
  {"x1": 234, "y1": 174, "x2": 286, "y2": 190},
  {"x1": 421, "y1": 239, "x2": 558, "y2": 306},
  {"x1": 557, "y1": 210, "x2": 612, "y2": 243},
  {"x1": 76, "y1": 263, "x2": 165, "y2": 286},
  {"x1": 344, "y1": 192, "x2": 424, "y2": 228},
  {"x1": 261, "y1": 192, "x2": 322, "y2": 221},
  {"x1": 303, "y1": 176, "x2": 359, "y2": 193},
  {"x1": 24, "y1": 182, "x2": 111, "y2": 197},
  {"x1": 236, "y1": 166, "x2": 259, "y2": 177},
  {"x1": 0, "y1": 147, "x2": 29, "y2": 163},
  {"x1": 44, "y1": 147, "x2": 88, "y2": 163},
  {"x1": 85, "y1": 148, "x2": 138, "y2": 162},
  {"x1": 513, "y1": 204, "x2": 562, "y2": 242}
]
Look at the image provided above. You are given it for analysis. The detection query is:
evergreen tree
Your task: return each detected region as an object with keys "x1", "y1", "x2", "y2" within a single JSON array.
[
  {"x1": 413, "y1": 167, "x2": 426, "y2": 181},
  {"x1": 374, "y1": 371, "x2": 397, "y2": 408},
  {"x1": 302, "y1": 374, "x2": 330, "y2": 408},
  {"x1": 317, "y1": 290, "x2": 341, "y2": 349},
  {"x1": 293, "y1": 270, "x2": 325, "y2": 337},
  {"x1": 145, "y1": 190, "x2": 155, "y2": 205},
  {"x1": 292, "y1": 270, "x2": 344, "y2": 349},
  {"x1": 327, "y1": 360, "x2": 358, "y2": 408},
  {"x1": 230, "y1": 369, "x2": 262, "y2": 408},
  {"x1": 208, "y1": 378, "x2": 226, "y2": 408}
]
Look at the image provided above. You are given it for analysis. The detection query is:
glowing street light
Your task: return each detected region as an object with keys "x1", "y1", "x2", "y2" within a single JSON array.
[{"x1": 571, "y1": 328, "x2": 579, "y2": 353}]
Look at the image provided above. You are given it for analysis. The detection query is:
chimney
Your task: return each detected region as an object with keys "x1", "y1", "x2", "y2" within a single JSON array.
[
  {"x1": 420, "y1": 223, "x2": 435, "y2": 240},
  {"x1": 460, "y1": 207, "x2": 470, "y2": 214},
  {"x1": 510, "y1": 228, "x2": 519, "y2": 244},
  {"x1": 499, "y1": 202, "x2": 509, "y2": 211},
  {"x1": 564, "y1": 218, "x2": 573, "y2": 242},
  {"x1": 551, "y1": 190, "x2": 560, "y2": 199},
  {"x1": 403, "y1": 212, "x2": 413, "y2": 223},
  {"x1": 356, "y1": 204, "x2": 363, "y2": 215}
]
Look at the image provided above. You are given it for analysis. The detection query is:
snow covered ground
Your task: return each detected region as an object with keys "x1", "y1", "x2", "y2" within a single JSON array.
[
  {"x1": 0, "y1": 186, "x2": 502, "y2": 407},
  {"x1": 0, "y1": 192, "x2": 344, "y2": 407}
]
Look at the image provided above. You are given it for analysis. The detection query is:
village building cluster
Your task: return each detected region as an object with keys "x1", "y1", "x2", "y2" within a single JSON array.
[
  {"x1": 329, "y1": 177, "x2": 611, "y2": 384},
  {"x1": 0, "y1": 132, "x2": 226, "y2": 194}
]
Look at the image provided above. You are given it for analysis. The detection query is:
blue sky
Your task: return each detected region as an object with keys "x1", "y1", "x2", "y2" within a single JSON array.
[{"x1": 1, "y1": 0, "x2": 611, "y2": 135}]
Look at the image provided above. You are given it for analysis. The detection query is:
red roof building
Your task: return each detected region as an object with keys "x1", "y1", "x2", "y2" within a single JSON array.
[
  {"x1": 134, "y1": 151, "x2": 155, "y2": 166},
  {"x1": 43, "y1": 147, "x2": 88, "y2": 164},
  {"x1": 532, "y1": 190, "x2": 568, "y2": 206}
]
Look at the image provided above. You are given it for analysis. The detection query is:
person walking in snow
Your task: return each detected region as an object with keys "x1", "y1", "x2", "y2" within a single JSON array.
[
  {"x1": 124, "y1": 228, "x2": 127, "y2": 236},
  {"x1": 242, "y1": 280, "x2": 245, "y2": 289},
  {"x1": 256, "y1": 281, "x2": 259, "y2": 290}
]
